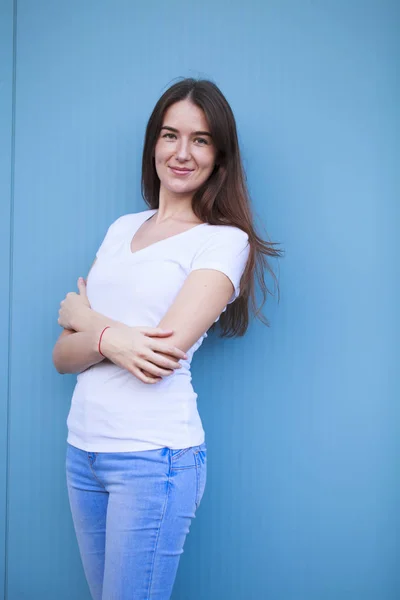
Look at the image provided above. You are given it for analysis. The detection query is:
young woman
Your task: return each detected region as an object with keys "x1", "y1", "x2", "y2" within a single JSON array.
[{"x1": 53, "y1": 78, "x2": 281, "y2": 600}]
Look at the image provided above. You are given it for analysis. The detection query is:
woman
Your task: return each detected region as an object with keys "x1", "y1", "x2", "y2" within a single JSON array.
[{"x1": 53, "y1": 78, "x2": 281, "y2": 600}]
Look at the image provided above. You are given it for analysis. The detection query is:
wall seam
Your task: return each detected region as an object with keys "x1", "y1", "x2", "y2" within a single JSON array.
[{"x1": 4, "y1": 1, "x2": 17, "y2": 598}]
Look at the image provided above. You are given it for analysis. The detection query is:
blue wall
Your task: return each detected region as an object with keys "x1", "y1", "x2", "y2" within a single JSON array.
[
  {"x1": 0, "y1": 0, "x2": 14, "y2": 596},
  {"x1": 2, "y1": 0, "x2": 399, "y2": 598}
]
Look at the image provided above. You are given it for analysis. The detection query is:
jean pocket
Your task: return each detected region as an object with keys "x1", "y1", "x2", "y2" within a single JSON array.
[
  {"x1": 194, "y1": 446, "x2": 207, "y2": 510},
  {"x1": 170, "y1": 446, "x2": 198, "y2": 470},
  {"x1": 170, "y1": 448, "x2": 191, "y2": 461}
]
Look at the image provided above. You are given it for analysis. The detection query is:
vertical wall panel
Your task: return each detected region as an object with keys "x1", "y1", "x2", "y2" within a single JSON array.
[
  {"x1": 0, "y1": 0, "x2": 14, "y2": 596},
  {"x1": 6, "y1": 1, "x2": 400, "y2": 599}
]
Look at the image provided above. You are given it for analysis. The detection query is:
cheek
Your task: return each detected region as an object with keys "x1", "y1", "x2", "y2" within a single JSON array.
[
  {"x1": 197, "y1": 149, "x2": 216, "y2": 172},
  {"x1": 154, "y1": 140, "x2": 172, "y2": 164},
  {"x1": 154, "y1": 143, "x2": 164, "y2": 165}
]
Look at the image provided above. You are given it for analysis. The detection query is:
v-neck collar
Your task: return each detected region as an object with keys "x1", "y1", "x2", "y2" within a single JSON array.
[{"x1": 126, "y1": 210, "x2": 208, "y2": 258}]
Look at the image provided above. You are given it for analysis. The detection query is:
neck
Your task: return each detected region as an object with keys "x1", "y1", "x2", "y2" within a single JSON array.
[{"x1": 154, "y1": 186, "x2": 200, "y2": 224}]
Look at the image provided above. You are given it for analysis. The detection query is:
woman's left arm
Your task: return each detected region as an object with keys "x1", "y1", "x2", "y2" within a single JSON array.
[
  {"x1": 156, "y1": 268, "x2": 236, "y2": 353},
  {"x1": 156, "y1": 227, "x2": 250, "y2": 351}
]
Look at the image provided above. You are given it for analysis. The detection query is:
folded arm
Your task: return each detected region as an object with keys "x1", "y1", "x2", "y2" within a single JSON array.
[
  {"x1": 52, "y1": 269, "x2": 235, "y2": 376},
  {"x1": 51, "y1": 310, "x2": 125, "y2": 375},
  {"x1": 52, "y1": 258, "x2": 123, "y2": 374}
]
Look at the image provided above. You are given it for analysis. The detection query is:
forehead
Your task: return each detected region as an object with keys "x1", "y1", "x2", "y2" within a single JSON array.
[{"x1": 162, "y1": 100, "x2": 210, "y2": 131}]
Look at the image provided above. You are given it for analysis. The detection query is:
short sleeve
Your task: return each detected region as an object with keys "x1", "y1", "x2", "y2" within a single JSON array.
[
  {"x1": 95, "y1": 215, "x2": 133, "y2": 259},
  {"x1": 190, "y1": 226, "x2": 250, "y2": 303}
]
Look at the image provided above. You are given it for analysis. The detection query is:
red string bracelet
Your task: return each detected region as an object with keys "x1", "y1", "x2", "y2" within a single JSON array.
[{"x1": 98, "y1": 326, "x2": 110, "y2": 357}]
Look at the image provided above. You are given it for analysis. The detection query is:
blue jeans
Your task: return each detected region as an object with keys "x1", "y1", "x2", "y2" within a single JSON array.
[{"x1": 66, "y1": 441, "x2": 207, "y2": 600}]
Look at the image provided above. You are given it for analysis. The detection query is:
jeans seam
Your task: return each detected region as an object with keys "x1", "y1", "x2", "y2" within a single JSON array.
[
  {"x1": 171, "y1": 466, "x2": 196, "y2": 471},
  {"x1": 146, "y1": 455, "x2": 172, "y2": 599},
  {"x1": 194, "y1": 453, "x2": 200, "y2": 510},
  {"x1": 87, "y1": 455, "x2": 107, "y2": 491}
]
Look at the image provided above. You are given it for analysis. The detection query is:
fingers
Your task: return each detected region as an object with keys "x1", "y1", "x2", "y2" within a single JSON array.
[
  {"x1": 145, "y1": 351, "x2": 183, "y2": 371},
  {"x1": 131, "y1": 366, "x2": 162, "y2": 385},
  {"x1": 140, "y1": 328, "x2": 188, "y2": 360},
  {"x1": 141, "y1": 327, "x2": 174, "y2": 338},
  {"x1": 141, "y1": 368, "x2": 160, "y2": 380},
  {"x1": 77, "y1": 277, "x2": 88, "y2": 297},
  {"x1": 149, "y1": 342, "x2": 187, "y2": 361},
  {"x1": 134, "y1": 358, "x2": 174, "y2": 379}
]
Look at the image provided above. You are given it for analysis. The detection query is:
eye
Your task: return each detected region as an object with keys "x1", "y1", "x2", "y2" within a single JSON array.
[
  {"x1": 162, "y1": 132, "x2": 176, "y2": 140},
  {"x1": 194, "y1": 137, "x2": 209, "y2": 145}
]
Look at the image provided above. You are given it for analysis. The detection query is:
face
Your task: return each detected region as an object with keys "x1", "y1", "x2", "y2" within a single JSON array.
[{"x1": 154, "y1": 99, "x2": 217, "y2": 199}]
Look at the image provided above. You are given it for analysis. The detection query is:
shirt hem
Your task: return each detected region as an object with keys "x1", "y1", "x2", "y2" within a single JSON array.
[{"x1": 67, "y1": 431, "x2": 206, "y2": 453}]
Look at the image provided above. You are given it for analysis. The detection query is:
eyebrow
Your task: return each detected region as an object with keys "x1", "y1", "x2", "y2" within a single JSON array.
[{"x1": 160, "y1": 126, "x2": 212, "y2": 137}]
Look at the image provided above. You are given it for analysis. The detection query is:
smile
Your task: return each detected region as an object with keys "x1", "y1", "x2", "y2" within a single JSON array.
[{"x1": 168, "y1": 166, "x2": 194, "y2": 176}]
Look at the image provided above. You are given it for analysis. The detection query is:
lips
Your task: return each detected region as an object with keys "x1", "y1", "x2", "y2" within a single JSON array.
[{"x1": 168, "y1": 166, "x2": 194, "y2": 175}]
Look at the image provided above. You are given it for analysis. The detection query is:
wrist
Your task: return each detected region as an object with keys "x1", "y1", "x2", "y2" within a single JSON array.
[
  {"x1": 96, "y1": 325, "x2": 114, "y2": 359},
  {"x1": 95, "y1": 323, "x2": 130, "y2": 359},
  {"x1": 70, "y1": 305, "x2": 93, "y2": 332},
  {"x1": 97, "y1": 326, "x2": 111, "y2": 358}
]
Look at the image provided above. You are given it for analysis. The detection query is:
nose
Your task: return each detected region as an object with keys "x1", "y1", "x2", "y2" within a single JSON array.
[{"x1": 175, "y1": 138, "x2": 191, "y2": 162}]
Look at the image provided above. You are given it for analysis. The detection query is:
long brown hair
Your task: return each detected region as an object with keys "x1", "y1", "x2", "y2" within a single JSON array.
[{"x1": 142, "y1": 78, "x2": 283, "y2": 337}]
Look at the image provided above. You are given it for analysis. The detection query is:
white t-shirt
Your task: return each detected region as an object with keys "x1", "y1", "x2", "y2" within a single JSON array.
[{"x1": 66, "y1": 209, "x2": 250, "y2": 452}]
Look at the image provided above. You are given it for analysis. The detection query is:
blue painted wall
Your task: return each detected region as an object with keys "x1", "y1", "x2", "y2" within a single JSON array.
[
  {"x1": 0, "y1": 0, "x2": 14, "y2": 596},
  {"x1": 3, "y1": 1, "x2": 399, "y2": 598}
]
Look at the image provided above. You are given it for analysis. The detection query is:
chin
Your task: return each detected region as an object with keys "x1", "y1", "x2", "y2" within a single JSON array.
[
  {"x1": 161, "y1": 178, "x2": 196, "y2": 194},
  {"x1": 165, "y1": 184, "x2": 198, "y2": 196}
]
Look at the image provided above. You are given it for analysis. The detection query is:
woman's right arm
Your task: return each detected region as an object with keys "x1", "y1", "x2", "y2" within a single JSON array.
[
  {"x1": 52, "y1": 262, "x2": 188, "y2": 381},
  {"x1": 52, "y1": 321, "x2": 188, "y2": 381},
  {"x1": 52, "y1": 258, "x2": 113, "y2": 375},
  {"x1": 52, "y1": 303, "x2": 138, "y2": 375},
  {"x1": 52, "y1": 328, "x2": 105, "y2": 374},
  {"x1": 52, "y1": 301, "x2": 188, "y2": 381}
]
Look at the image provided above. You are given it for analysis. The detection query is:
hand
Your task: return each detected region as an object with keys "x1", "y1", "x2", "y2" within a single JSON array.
[
  {"x1": 58, "y1": 278, "x2": 91, "y2": 330},
  {"x1": 100, "y1": 325, "x2": 188, "y2": 384}
]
